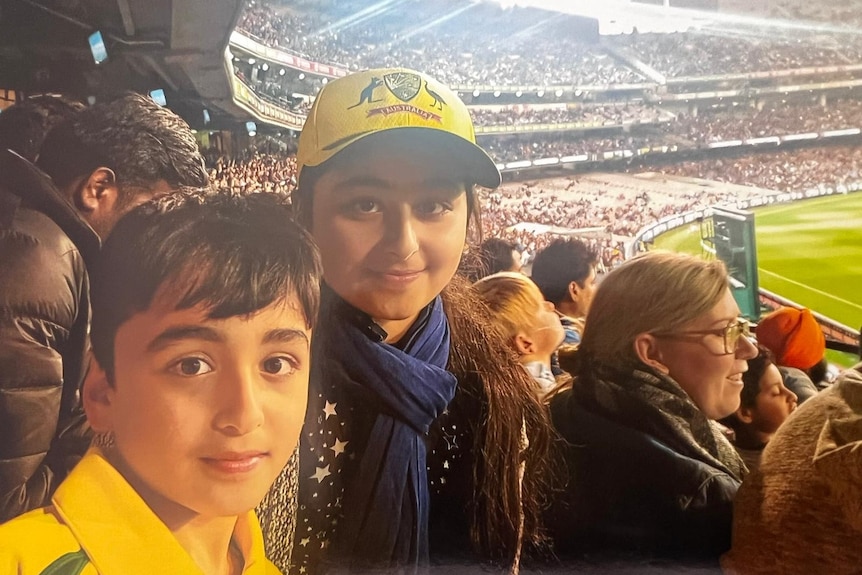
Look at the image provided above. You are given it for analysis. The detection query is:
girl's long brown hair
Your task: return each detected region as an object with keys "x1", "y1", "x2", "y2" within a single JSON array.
[{"x1": 444, "y1": 273, "x2": 558, "y2": 565}]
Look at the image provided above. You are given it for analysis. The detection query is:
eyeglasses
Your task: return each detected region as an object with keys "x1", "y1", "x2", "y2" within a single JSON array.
[{"x1": 654, "y1": 318, "x2": 752, "y2": 355}]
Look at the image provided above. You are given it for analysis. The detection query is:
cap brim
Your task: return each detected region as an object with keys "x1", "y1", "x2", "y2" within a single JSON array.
[{"x1": 307, "y1": 126, "x2": 501, "y2": 189}]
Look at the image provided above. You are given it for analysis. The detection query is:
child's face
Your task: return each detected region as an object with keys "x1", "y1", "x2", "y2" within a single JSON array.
[
  {"x1": 101, "y1": 293, "x2": 311, "y2": 520},
  {"x1": 751, "y1": 363, "x2": 798, "y2": 434},
  {"x1": 310, "y1": 136, "x2": 468, "y2": 337},
  {"x1": 525, "y1": 298, "x2": 565, "y2": 358}
]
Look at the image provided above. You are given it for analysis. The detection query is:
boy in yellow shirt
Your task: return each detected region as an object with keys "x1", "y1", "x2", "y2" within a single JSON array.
[{"x1": 0, "y1": 190, "x2": 321, "y2": 575}]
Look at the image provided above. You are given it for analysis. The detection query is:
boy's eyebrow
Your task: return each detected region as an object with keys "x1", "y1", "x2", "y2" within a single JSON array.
[
  {"x1": 146, "y1": 325, "x2": 222, "y2": 353},
  {"x1": 263, "y1": 328, "x2": 310, "y2": 347},
  {"x1": 146, "y1": 326, "x2": 309, "y2": 353}
]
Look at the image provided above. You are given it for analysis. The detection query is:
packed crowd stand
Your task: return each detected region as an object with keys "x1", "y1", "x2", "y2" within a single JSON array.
[
  {"x1": 665, "y1": 98, "x2": 862, "y2": 144},
  {"x1": 470, "y1": 102, "x2": 665, "y2": 129},
  {"x1": 236, "y1": 1, "x2": 644, "y2": 87},
  {"x1": 478, "y1": 97, "x2": 862, "y2": 163},
  {"x1": 609, "y1": 30, "x2": 862, "y2": 78},
  {"x1": 720, "y1": 0, "x2": 862, "y2": 28},
  {"x1": 231, "y1": 41, "x2": 862, "y2": 165},
  {"x1": 654, "y1": 144, "x2": 862, "y2": 194},
  {"x1": 236, "y1": 0, "x2": 862, "y2": 91}
]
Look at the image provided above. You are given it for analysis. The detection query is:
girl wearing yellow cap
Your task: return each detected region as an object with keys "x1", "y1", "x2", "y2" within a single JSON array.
[{"x1": 268, "y1": 68, "x2": 555, "y2": 574}]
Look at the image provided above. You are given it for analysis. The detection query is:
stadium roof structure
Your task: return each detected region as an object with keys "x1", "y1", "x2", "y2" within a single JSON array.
[{"x1": 0, "y1": 0, "x2": 253, "y2": 128}]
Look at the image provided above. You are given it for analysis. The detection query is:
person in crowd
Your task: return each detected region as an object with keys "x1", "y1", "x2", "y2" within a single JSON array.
[
  {"x1": 0, "y1": 93, "x2": 208, "y2": 522},
  {"x1": 0, "y1": 190, "x2": 321, "y2": 574},
  {"x1": 722, "y1": 363, "x2": 862, "y2": 575},
  {"x1": 719, "y1": 345, "x2": 798, "y2": 472},
  {"x1": 273, "y1": 67, "x2": 555, "y2": 574},
  {"x1": 530, "y1": 238, "x2": 598, "y2": 347},
  {"x1": 0, "y1": 95, "x2": 85, "y2": 162},
  {"x1": 471, "y1": 237, "x2": 523, "y2": 280},
  {"x1": 547, "y1": 250, "x2": 758, "y2": 568},
  {"x1": 473, "y1": 272, "x2": 566, "y2": 398},
  {"x1": 755, "y1": 306, "x2": 825, "y2": 400}
]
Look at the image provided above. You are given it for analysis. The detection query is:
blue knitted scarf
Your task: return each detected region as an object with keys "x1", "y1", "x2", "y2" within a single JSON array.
[{"x1": 328, "y1": 295, "x2": 457, "y2": 569}]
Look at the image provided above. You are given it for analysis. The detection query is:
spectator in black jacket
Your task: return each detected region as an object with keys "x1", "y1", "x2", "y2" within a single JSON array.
[
  {"x1": 547, "y1": 251, "x2": 757, "y2": 569},
  {"x1": 0, "y1": 93, "x2": 208, "y2": 522}
]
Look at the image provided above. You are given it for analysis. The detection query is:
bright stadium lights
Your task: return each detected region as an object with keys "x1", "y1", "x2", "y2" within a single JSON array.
[
  {"x1": 279, "y1": 68, "x2": 286, "y2": 76},
  {"x1": 515, "y1": 90, "x2": 522, "y2": 97},
  {"x1": 473, "y1": 89, "x2": 480, "y2": 97},
  {"x1": 537, "y1": 90, "x2": 545, "y2": 97},
  {"x1": 554, "y1": 89, "x2": 563, "y2": 98},
  {"x1": 248, "y1": 58, "x2": 255, "y2": 65},
  {"x1": 298, "y1": 73, "x2": 305, "y2": 80},
  {"x1": 261, "y1": 63, "x2": 269, "y2": 72},
  {"x1": 493, "y1": 90, "x2": 501, "y2": 97}
]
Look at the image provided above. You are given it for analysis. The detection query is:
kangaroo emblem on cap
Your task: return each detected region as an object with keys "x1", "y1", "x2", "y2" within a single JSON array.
[
  {"x1": 348, "y1": 77, "x2": 384, "y2": 109},
  {"x1": 383, "y1": 72, "x2": 421, "y2": 102}
]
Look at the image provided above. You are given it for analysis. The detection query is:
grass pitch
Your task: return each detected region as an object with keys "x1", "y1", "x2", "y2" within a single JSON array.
[{"x1": 653, "y1": 193, "x2": 862, "y2": 332}]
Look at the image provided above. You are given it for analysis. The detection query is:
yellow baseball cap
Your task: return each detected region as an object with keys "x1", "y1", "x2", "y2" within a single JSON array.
[{"x1": 296, "y1": 67, "x2": 501, "y2": 189}]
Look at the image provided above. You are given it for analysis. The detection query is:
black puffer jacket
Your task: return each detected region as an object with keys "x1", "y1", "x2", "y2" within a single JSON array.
[
  {"x1": 547, "y1": 371, "x2": 741, "y2": 570},
  {"x1": 0, "y1": 149, "x2": 96, "y2": 522}
]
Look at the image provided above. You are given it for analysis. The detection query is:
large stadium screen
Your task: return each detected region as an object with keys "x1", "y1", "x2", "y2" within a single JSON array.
[{"x1": 711, "y1": 206, "x2": 759, "y2": 320}]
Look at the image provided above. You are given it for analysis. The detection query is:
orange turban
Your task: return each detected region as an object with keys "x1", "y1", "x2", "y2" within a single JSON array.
[{"x1": 756, "y1": 307, "x2": 825, "y2": 370}]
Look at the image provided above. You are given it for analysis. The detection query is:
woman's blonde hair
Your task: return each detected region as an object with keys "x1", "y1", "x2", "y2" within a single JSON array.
[
  {"x1": 473, "y1": 272, "x2": 544, "y2": 341},
  {"x1": 578, "y1": 250, "x2": 729, "y2": 373}
]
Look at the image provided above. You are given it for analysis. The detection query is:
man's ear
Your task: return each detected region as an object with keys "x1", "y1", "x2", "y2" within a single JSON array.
[
  {"x1": 513, "y1": 332, "x2": 534, "y2": 355},
  {"x1": 567, "y1": 281, "x2": 580, "y2": 302},
  {"x1": 633, "y1": 333, "x2": 670, "y2": 375},
  {"x1": 74, "y1": 167, "x2": 117, "y2": 214},
  {"x1": 82, "y1": 353, "x2": 115, "y2": 434}
]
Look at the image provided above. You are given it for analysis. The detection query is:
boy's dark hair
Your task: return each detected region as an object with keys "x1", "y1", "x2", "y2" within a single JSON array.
[
  {"x1": 36, "y1": 93, "x2": 208, "y2": 202},
  {"x1": 0, "y1": 96, "x2": 85, "y2": 162},
  {"x1": 720, "y1": 345, "x2": 775, "y2": 430},
  {"x1": 739, "y1": 345, "x2": 776, "y2": 409},
  {"x1": 90, "y1": 189, "x2": 322, "y2": 381},
  {"x1": 807, "y1": 357, "x2": 829, "y2": 385},
  {"x1": 530, "y1": 238, "x2": 597, "y2": 305}
]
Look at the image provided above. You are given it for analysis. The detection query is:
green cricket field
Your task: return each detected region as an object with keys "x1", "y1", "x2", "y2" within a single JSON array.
[{"x1": 653, "y1": 193, "x2": 862, "y2": 332}]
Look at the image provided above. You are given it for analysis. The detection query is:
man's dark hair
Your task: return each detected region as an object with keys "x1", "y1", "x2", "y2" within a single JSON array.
[
  {"x1": 530, "y1": 238, "x2": 597, "y2": 305},
  {"x1": 475, "y1": 237, "x2": 519, "y2": 280},
  {"x1": 36, "y1": 92, "x2": 208, "y2": 203},
  {"x1": 807, "y1": 357, "x2": 829, "y2": 385},
  {"x1": 0, "y1": 96, "x2": 85, "y2": 162},
  {"x1": 739, "y1": 345, "x2": 775, "y2": 409},
  {"x1": 90, "y1": 189, "x2": 322, "y2": 381}
]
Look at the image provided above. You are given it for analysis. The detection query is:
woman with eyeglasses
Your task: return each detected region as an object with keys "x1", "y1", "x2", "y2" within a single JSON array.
[{"x1": 546, "y1": 250, "x2": 758, "y2": 570}]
